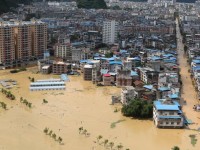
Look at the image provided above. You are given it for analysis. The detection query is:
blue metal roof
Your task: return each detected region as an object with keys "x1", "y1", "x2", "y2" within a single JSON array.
[
  {"x1": 30, "y1": 86, "x2": 66, "y2": 90},
  {"x1": 158, "y1": 87, "x2": 170, "y2": 91},
  {"x1": 151, "y1": 56, "x2": 162, "y2": 61},
  {"x1": 131, "y1": 71, "x2": 138, "y2": 76},
  {"x1": 61, "y1": 74, "x2": 69, "y2": 81},
  {"x1": 154, "y1": 100, "x2": 180, "y2": 111},
  {"x1": 158, "y1": 116, "x2": 182, "y2": 119},
  {"x1": 168, "y1": 93, "x2": 179, "y2": 99},
  {"x1": 120, "y1": 50, "x2": 127, "y2": 53},
  {"x1": 155, "y1": 104, "x2": 179, "y2": 111},
  {"x1": 143, "y1": 85, "x2": 153, "y2": 90},
  {"x1": 80, "y1": 60, "x2": 88, "y2": 63},
  {"x1": 30, "y1": 81, "x2": 65, "y2": 86},
  {"x1": 100, "y1": 69, "x2": 108, "y2": 74},
  {"x1": 163, "y1": 54, "x2": 174, "y2": 58},
  {"x1": 192, "y1": 59, "x2": 200, "y2": 64},
  {"x1": 109, "y1": 61, "x2": 122, "y2": 65}
]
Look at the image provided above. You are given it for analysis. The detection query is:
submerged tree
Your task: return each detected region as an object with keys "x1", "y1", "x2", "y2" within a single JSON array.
[{"x1": 171, "y1": 146, "x2": 180, "y2": 150}]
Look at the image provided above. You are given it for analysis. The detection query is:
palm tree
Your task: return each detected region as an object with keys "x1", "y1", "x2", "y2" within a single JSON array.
[
  {"x1": 97, "y1": 135, "x2": 103, "y2": 143},
  {"x1": 58, "y1": 137, "x2": 63, "y2": 144},
  {"x1": 52, "y1": 133, "x2": 57, "y2": 140},
  {"x1": 28, "y1": 103, "x2": 32, "y2": 108},
  {"x1": 109, "y1": 142, "x2": 114, "y2": 150},
  {"x1": 117, "y1": 144, "x2": 123, "y2": 150},
  {"x1": 20, "y1": 97, "x2": 23, "y2": 102},
  {"x1": 82, "y1": 129, "x2": 87, "y2": 136},
  {"x1": 171, "y1": 146, "x2": 180, "y2": 150},
  {"x1": 43, "y1": 127, "x2": 49, "y2": 134},
  {"x1": 48, "y1": 130, "x2": 53, "y2": 136},
  {"x1": 103, "y1": 139, "x2": 109, "y2": 147},
  {"x1": 79, "y1": 127, "x2": 83, "y2": 134}
]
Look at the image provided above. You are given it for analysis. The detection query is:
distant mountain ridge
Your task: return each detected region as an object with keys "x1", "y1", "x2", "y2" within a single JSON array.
[
  {"x1": 125, "y1": 0, "x2": 196, "y2": 3},
  {"x1": 0, "y1": 0, "x2": 197, "y2": 15}
]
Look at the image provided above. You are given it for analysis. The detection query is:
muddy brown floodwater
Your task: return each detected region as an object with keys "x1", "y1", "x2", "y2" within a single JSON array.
[{"x1": 0, "y1": 67, "x2": 199, "y2": 150}]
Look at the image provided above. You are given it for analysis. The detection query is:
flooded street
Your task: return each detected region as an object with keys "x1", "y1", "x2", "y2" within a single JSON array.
[{"x1": 176, "y1": 18, "x2": 200, "y2": 129}]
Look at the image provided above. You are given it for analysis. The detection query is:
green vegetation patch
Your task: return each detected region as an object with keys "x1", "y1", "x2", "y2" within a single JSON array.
[
  {"x1": 121, "y1": 98, "x2": 153, "y2": 118},
  {"x1": 189, "y1": 134, "x2": 198, "y2": 146},
  {"x1": 110, "y1": 119, "x2": 125, "y2": 128}
]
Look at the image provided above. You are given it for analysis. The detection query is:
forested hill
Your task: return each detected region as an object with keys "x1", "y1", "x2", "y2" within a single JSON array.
[
  {"x1": 125, "y1": 0, "x2": 196, "y2": 3},
  {"x1": 76, "y1": 0, "x2": 107, "y2": 9},
  {"x1": 0, "y1": 0, "x2": 32, "y2": 14},
  {"x1": 0, "y1": 0, "x2": 197, "y2": 15}
]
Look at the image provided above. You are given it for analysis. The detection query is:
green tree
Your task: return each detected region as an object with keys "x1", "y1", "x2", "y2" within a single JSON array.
[
  {"x1": 31, "y1": 78, "x2": 35, "y2": 82},
  {"x1": 171, "y1": 146, "x2": 180, "y2": 150},
  {"x1": 103, "y1": 139, "x2": 109, "y2": 147},
  {"x1": 97, "y1": 135, "x2": 103, "y2": 143},
  {"x1": 109, "y1": 142, "x2": 114, "y2": 150},
  {"x1": 43, "y1": 127, "x2": 49, "y2": 134},
  {"x1": 58, "y1": 137, "x2": 63, "y2": 144},
  {"x1": 52, "y1": 133, "x2": 57, "y2": 140},
  {"x1": 78, "y1": 127, "x2": 83, "y2": 134},
  {"x1": 117, "y1": 144, "x2": 123, "y2": 150},
  {"x1": 121, "y1": 98, "x2": 153, "y2": 118}
]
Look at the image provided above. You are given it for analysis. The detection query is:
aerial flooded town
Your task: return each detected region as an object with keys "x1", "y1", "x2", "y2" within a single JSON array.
[{"x1": 0, "y1": 0, "x2": 200, "y2": 150}]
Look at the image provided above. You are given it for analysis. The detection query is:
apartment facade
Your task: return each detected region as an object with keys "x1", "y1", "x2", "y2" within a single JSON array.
[
  {"x1": 153, "y1": 99, "x2": 184, "y2": 128},
  {"x1": 102, "y1": 20, "x2": 118, "y2": 45},
  {"x1": 55, "y1": 43, "x2": 72, "y2": 61},
  {"x1": 0, "y1": 20, "x2": 47, "y2": 67}
]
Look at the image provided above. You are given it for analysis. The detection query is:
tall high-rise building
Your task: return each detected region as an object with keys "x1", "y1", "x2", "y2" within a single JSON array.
[
  {"x1": 15, "y1": 22, "x2": 32, "y2": 62},
  {"x1": 0, "y1": 23, "x2": 15, "y2": 66},
  {"x1": 31, "y1": 20, "x2": 47, "y2": 59},
  {"x1": 0, "y1": 20, "x2": 47, "y2": 67},
  {"x1": 102, "y1": 20, "x2": 118, "y2": 45}
]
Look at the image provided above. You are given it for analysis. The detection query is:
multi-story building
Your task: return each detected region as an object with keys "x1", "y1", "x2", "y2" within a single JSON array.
[
  {"x1": 116, "y1": 69, "x2": 132, "y2": 87},
  {"x1": 15, "y1": 21, "x2": 32, "y2": 62},
  {"x1": 55, "y1": 43, "x2": 72, "y2": 61},
  {"x1": 102, "y1": 20, "x2": 118, "y2": 45},
  {"x1": 31, "y1": 20, "x2": 47, "y2": 60},
  {"x1": 0, "y1": 20, "x2": 47, "y2": 67},
  {"x1": 83, "y1": 64, "x2": 93, "y2": 81},
  {"x1": 52, "y1": 61, "x2": 70, "y2": 75},
  {"x1": 121, "y1": 86, "x2": 135, "y2": 105},
  {"x1": 0, "y1": 23, "x2": 15, "y2": 66},
  {"x1": 153, "y1": 99, "x2": 184, "y2": 128}
]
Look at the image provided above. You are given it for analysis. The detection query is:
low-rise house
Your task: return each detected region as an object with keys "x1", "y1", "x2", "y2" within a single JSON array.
[
  {"x1": 52, "y1": 61, "x2": 71, "y2": 75},
  {"x1": 41, "y1": 65, "x2": 51, "y2": 74},
  {"x1": 116, "y1": 69, "x2": 132, "y2": 87},
  {"x1": 153, "y1": 99, "x2": 184, "y2": 128},
  {"x1": 103, "y1": 74, "x2": 115, "y2": 86},
  {"x1": 121, "y1": 86, "x2": 135, "y2": 105},
  {"x1": 30, "y1": 79, "x2": 66, "y2": 91}
]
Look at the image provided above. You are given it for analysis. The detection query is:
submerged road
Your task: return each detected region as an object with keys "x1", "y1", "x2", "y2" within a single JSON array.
[{"x1": 176, "y1": 18, "x2": 200, "y2": 128}]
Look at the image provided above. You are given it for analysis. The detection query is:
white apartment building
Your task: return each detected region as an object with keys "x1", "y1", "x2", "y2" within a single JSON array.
[
  {"x1": 55, "y1": 43, "x2": 72, "y2": 60},
  {"x1": 153, "y1": 99, "x2": 184, "y2": 128},
  {"x1": 102, "y1": 20, "x2": 118, "y2": 45}
]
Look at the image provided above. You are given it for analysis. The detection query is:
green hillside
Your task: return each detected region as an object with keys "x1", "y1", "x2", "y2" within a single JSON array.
[{"x1": 77, "y1": 0, "x2": 107, "y2": 9}]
